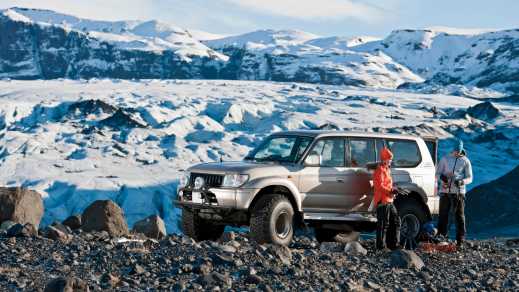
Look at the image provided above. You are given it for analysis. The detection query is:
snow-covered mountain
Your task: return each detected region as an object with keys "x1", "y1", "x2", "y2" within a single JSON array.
[
  {"x1": 0, "y1": 79, "x2": 518, "y2": 233},
  {"x1": 358, "y1": 28, "x2": 519, "y2": 91},
  {"x1": 2, "y1": 7, "x2": 518, "y2": 92},
  {"x1": 0, "y1": 7, "x2": 227, "y2": 80}
]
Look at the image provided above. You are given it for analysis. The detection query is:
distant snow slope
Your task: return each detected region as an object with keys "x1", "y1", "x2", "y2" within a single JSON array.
[
  {"x1": 0, "y1": 79, "x2": 518, "y2": 233},
  {"x1": 206, "y1": 29, "x2": 319, "y2": 49}
]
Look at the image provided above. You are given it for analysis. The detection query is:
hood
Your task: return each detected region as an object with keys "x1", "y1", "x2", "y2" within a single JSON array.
[{"x1": 188, "y1": 161, "x2": 294, "y2": 176}]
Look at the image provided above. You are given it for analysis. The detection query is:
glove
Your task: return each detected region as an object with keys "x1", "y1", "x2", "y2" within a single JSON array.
[{"x1": 455, "y1": 180, "x2": 464, "y2": 187}]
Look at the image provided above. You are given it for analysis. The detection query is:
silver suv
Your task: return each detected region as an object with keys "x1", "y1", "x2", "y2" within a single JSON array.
[{"x1": 175, "y1": 130, "x2": 438, "y2": 245}]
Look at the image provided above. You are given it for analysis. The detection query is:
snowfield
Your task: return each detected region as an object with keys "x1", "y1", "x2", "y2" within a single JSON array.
[{"x1": 0, "y1": 79, "x2": 518, "y2": 233}]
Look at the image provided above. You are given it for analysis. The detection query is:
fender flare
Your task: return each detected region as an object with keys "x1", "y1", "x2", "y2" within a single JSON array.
[
  {"x1": 242, "y1": 178, "x2": 303, "y2": 212},
  {"x1": 394, "y1": 181, "x2": 428, "y2": 203},
  {"x1": 394, "y1": 181, "x2": 432, "y2": 220}
]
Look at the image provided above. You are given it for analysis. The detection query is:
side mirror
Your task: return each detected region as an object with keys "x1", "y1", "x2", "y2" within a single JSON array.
[{"x1": 304, "y1": 153, "x2": 321, "y2": 166}]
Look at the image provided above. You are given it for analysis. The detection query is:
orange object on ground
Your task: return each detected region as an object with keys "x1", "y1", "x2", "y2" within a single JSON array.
[
  {"x1": 419, "y1": 242, "x2": 458, "y2": 253},
  {"x1": 373, "y1": 148, "x2": 394, "y2": 207}
]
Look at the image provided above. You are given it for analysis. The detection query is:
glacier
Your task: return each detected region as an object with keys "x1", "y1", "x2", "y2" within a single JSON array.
[{"x1": 0, "y1": 79, "x2": 518, "y2": 233}]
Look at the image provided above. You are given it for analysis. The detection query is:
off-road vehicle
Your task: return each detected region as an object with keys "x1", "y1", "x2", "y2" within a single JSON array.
[{"x1": 175, "y1": 130, "x2": 438, "y2": 245}]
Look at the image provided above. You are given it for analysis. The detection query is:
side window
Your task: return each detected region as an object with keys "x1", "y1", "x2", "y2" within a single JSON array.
[
  {"x1": 308, "y1": 138, "x2": 345, "y2": 167},
  {"x1": 348, "y1": 138, "x2": 376, "y2": 167},
  {"x1": 386, "y1": 139, "x2": 422, "y2": 167}
]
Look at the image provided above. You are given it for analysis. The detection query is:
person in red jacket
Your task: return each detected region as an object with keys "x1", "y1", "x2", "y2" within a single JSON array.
[{"x1": 373, "y1": 147, "x2": 400, "y2": 250}]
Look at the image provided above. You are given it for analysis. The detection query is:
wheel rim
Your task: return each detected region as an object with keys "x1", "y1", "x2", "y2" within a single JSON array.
[
  {"x1": 401, "y1": 214, "x2": 420, "y2": 239},
  {"x1": 275, "y1": 210, "x2": 292, "y2": 239}
]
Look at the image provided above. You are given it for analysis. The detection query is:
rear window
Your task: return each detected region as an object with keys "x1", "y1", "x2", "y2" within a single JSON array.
[{"x1": 378, "y1": 139, "x2": 422, "y2": 168}]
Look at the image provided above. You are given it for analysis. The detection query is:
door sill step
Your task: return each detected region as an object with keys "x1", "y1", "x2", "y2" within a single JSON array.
[{"x1": 304, "y1": 212, "x2": 376, "y2": 222}]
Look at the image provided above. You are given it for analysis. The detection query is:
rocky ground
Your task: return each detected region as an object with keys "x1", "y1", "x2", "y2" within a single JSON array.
[{"x1": 1, "y1": 230, "x2": 518, "y2": 291}]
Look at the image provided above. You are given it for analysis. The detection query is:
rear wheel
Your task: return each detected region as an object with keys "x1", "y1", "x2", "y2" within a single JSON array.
[
  {"x1": 250, "y1": 194, "x2": 294, "y2": 246},
  {"x1": 397, "y1": 200, "x2": 428, "y2": 243},
  {"x1": 182, "y1": 208, "x2": 225, "y2": 241}
]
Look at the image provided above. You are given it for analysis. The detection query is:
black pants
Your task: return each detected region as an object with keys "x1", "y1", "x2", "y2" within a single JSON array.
[
  {"x1": 437, "y1": 193, "x2": 466, "y2": 242},
  {"x1": 376, "y1": 203, "x2": 401, "y2": 250}
]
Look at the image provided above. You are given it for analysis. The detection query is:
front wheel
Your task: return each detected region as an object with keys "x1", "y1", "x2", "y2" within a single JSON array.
[
  {"x1": 182, "y1": 208, "x2": 225, "y2": 241},
  {"x1": 250, "y1": 194, "x2": 294, "y2": 246}
]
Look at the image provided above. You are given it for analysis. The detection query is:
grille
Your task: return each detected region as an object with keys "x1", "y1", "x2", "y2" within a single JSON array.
[{"x1": 189, "y1": 173, "x2": 224, "y2": 188}]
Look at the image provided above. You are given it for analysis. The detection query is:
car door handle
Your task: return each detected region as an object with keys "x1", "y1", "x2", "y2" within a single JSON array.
[{"x1": 336, "y1": 178, "x2": 344, "y2": 183}]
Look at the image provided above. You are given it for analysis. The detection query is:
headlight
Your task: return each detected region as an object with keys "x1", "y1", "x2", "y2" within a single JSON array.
[
  {"x1": 222, "y1": 174, "x2": 249, "y2": 188},
  {"x1": 179, "y1": 171, "x2": 190, "y2": 187},
  {"x1": 194, "y1": 176, "x2": 205, "y2": 190}
]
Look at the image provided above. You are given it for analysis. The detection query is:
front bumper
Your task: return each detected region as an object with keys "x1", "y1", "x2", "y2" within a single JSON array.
[{"x1": 175, "y1": 187, "x2": 257, "y2": 209}]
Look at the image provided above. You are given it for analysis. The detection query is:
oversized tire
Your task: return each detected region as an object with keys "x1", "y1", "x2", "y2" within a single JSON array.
[
  {"x1": 397, "y1": 199, "x2": 428, "y2": 243},
  {"x1": 250, "y1": 194, "x2": 294, "y2": 246},
  {"x1": 181, "y1": 208, "x2": 225, "y2": 241},
  {"x1": 314, "y1": 228, "x2": 338, "y2": 243}
]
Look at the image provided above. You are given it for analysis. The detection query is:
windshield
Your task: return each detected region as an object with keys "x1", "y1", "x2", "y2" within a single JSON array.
[{"x1": 245, "y1": 135, "x2": 314, "y2": 163}]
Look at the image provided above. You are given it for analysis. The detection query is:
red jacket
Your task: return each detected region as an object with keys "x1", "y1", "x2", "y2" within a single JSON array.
[{"x1": 373, "y1": 148, "x2": 394, "y2": 207}]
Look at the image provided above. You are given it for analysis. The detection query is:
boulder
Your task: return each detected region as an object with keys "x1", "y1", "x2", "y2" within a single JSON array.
[
  {"x1": 0, "y1": 187, "x2": 44, "y2": 227},
  {"x1": 63, "y1": 215, "x2": 82, "y2": 230},
  {"x1": 81, "y1": 200, "x2": 128, "y2": 237},
  {"x1": 390, "y1": 249, "x2": 425, "y2": 270},
  {"x1": 335, "y1": 231, "x2": 361, "y2": 244},
  {"x1": 44, "y1": 276, "x2": 89, "y2": 292},
  {"x1": 132, "y1": 215, "x2": 166, "y2": 239},
  {"x1": 344, "y1": 241, "x2": 368, "y2": 256},
  {"x1": 266, "y1": 244, "x2": 292, "y2": 265},
  {"x1": 6, "y1": 223, "x2": 38, "y2": 237},
  {"x1": 43, "y1": 225, "x2": 71, "y2": 243}
]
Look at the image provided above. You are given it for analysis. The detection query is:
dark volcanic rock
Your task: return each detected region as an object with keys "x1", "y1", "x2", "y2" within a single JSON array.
[
  {"x1": 132, "y1": 215, "x2": 166, "y2": 239},
  {"x1": 99, "y1": 109, "x2": 147, "y2": 129},
  {"x1": 467, "y1": 101, "x2": 501, "y2": 120},
  {"x1": 44, "y1": 276, "x2": 89, "y2": 292},
  {"x1": 0, "y1": 187, "x2": 44, "y2": 227},
  {"x1": 81, "y1": 200, "x2": 129, "y2": 237},
  {"x1": 466, "y1": 165, "x2": 519, "y2": 233},
  {"x1": 0, "y1": 231, "x2": 517, "y2": 290},
  {"x1": 63, "y1": 215, "x2": 82, "y2": 230},
  {"x1": 67, "y1": 100, "x2": 116, "y2": 117}
]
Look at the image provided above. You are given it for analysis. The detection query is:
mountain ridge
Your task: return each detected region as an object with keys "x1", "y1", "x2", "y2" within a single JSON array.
[{"x1": 1, "y1": 7, "x2": 518, "y2": 92}]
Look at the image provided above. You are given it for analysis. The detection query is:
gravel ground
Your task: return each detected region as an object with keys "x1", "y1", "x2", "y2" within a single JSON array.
[{"x1": 1, "y1": 231, "x2": 518, "y2": 291}]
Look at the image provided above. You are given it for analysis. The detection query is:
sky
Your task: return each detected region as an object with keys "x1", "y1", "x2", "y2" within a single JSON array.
[{"x1": 1, "y1": 0, "x2": 518, "y2": 37}]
